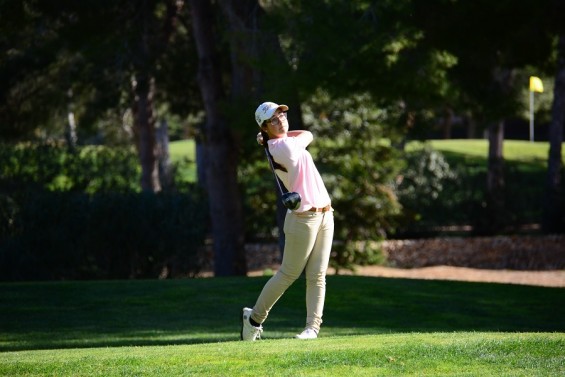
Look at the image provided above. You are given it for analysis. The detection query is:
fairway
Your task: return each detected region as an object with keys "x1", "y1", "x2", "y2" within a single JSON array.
[
  {"x1": 172, "y1": 139, "x2": 563, "y2": 163},
  {"x1": 1, "y1": 276, "x2": 564, "y2": 376},
  {"x1": 170, "y1": 139, "x2": 564, "y2": 184},
  {"x1": 2, "y1": 333, "x2": 563, "y2": 376}
]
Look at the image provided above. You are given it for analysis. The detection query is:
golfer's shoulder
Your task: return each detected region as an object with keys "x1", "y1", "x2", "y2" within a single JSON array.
[{"x1": 269, "y1": 137, "x2": 293, "y2": 150}]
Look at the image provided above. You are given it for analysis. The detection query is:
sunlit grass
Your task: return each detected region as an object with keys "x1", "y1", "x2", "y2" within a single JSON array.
[
  {"x1": 172, "y1": 139, "x2": 562, "y2": 184},
  {"x1": 169, "y1": 139, "x2": 196, "y2": 183},
  {"x1": 1, "y1": 277, "x2": 564, "y2": 376},
  {"x1": 426, "y1": 139, "x2": 561, "y2": 164},
  {"x1": 2, "y1": 333, "x2": 563, "y2": 376},
  {"x1": 169, "y1": 139, "x2": 195, "y2": 161}
]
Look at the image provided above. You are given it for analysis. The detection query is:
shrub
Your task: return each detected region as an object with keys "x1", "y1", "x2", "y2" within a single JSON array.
[
  {"x1": 0, "y1": 189, "x2": 208, "y2": 281},
  {"x1": 0, "y1": 142, "x2": 140, "y2": 194},
  {"x1": 394, "y1": 146, "x2": 461, "y2": 236}
]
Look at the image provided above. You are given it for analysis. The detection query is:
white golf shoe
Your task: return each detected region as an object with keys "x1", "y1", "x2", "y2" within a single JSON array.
[
  {"x1": 295, "y1": 328, "x2": 318, "y2": 339},
  {"x1": 240, "y1": 307, "x2": 263, "y2": 341}
]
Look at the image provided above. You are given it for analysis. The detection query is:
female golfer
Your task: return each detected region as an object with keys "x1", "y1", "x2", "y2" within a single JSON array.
[{"x1": 241, "y1": 101, "x2": 334, "y2": 340}]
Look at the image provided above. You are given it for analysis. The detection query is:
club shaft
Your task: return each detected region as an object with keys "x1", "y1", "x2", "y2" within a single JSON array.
[{"x1": 264, "y1": 148, "x2": 285, "y2": 195}]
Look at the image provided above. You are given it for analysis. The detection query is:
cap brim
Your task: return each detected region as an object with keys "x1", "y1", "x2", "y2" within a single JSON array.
[
  {"x1": 261, "y1": 105, "x2": 289, "y2": 126},
  {"x1": 266, "y1": 105, "x2": 289, "y2": 119}
]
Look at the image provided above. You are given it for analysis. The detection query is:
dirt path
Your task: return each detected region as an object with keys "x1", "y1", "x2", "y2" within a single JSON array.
[
  {"x1": 329, "y1": 265, "x2": 565, "y2": 288},
  {"x1": 247, "y1": 265, "x2": 565, "y2": 288}
]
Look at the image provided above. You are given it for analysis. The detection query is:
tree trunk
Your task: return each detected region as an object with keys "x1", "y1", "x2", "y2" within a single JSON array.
[
  {"x1": 65, "y1": 88, "x2": 77, "y2": 152},
  {"x1": 482, "y1": 67, "x2": 515, "y2": 234},
  {"x1": 543, "y1": 34, "x2": 565, "y2": 233},
  {"x1": 156, "y1": 118, "x2": 173, "y2": 191},
  {"x1": 485, "y1": 120, "x2": 505, "y2": 234},
  {"x1": 442, "y1": 106, "x2": 453, "y2": 139},
  {"x1": 217, "y1": 0, "x2": 304, "y2": 129},
  {"x1": 129, "y1": 0, "x2": 183, "y2": 193},
  {"x1": 132, "y1": 72, "x2": 161, "y2": 192},
  {"x1": 190, "y1": 0, "x2": 247, "y2": 276},
  {"x1": 218, "y1": 0, "x2": 304, "y2": 259}
]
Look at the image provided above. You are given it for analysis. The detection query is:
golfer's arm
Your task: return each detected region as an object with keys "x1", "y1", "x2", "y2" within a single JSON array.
[{"x1": 288, "y1": 130, "x2": 313, "y2": 145}]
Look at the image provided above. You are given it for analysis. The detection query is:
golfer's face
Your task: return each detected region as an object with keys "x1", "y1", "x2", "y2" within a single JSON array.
[{"x1": 265, "y1": 110, "x2": 288, "y2": 138}]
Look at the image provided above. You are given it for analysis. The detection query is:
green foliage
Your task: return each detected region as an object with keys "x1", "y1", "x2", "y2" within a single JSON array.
[
  {"x1": 0, "y1": 194, "x2": 18, "y2": 241},
  {"x1": 271, "y1": 0, "x2": 456, "y2": 105},
  {"x1": 0, "y1": 190, "x2": 208, "y2": 281},
  {"x1": 173, "y1": 139, "x2": 278, "y2": 240},
  {"x1": 394, "y1": 144, "x2": 461, "y2": 234},
  {"x1": 0, "y1": 1, "x2": 202, "y2": 142},
  {"x1": 0, "y1": 142, "x2": 208, "y2": 280},
  {"x1": 240, "y1": 159, "x2": 281, "y2": 240},
  {"x1": 396, "y1": 140, "x2": 565, "y2": 236},
  {"x1": 239, "y1": 92, "x2": 405, "y2": 270},
  {"x1": 0, "y1": 143, "x2": 141, "y2": 194},
  {"x1": 414, "y1": 0, "x2": 555, "y2": 122},
  {"x1": 303, "y1": 92, "x2": 404, "y2": 271},
  {"x1": 397, "y1": 145, "x2": 456, "y2": 206}
]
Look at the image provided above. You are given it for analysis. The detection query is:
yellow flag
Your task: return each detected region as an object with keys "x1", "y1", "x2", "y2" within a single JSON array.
[{"x1": 529, "y1": 76, "x2": 544, "y2": 93}]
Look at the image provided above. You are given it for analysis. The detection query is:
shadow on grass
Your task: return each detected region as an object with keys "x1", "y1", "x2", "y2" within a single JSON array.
[{"x1": 1, "y1": 276, "x2": 563, "y2": 351}]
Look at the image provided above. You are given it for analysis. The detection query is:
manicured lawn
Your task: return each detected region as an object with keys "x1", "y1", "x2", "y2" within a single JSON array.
[
  {"x1": 424, "y1": 139, "x2": 563, "y2": 174},
  {"x1": 169, "y1": 139, "x2": 197, "y2": 183},
  {"x1": 428, "y1": 139, "x2": 557, "y2": 163},
  {"x1": 172, "y1": 138, "x2": 563, "y2": 183},
  {"x1": 1, "y1": 276, "x2": 564, "y2": 376}
]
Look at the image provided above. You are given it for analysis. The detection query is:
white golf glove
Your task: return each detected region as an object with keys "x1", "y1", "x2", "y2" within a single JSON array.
[{"x1": 256, "y1": 132, "x2": 264, "y2": 146}]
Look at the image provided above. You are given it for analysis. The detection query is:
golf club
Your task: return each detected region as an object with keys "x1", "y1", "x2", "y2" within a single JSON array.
[{"x1": 264, "y1": 147, "x2": 301, "y2": 210}]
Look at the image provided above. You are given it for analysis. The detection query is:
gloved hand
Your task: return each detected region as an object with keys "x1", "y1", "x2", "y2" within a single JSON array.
[{"x1": 256, "y1": 132, "x2": 264, "y2": 145}]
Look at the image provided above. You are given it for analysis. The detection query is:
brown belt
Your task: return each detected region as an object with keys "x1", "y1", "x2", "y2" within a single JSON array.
[{"x1": 308, "y1": 205, "x2": 332, "y2": 212}]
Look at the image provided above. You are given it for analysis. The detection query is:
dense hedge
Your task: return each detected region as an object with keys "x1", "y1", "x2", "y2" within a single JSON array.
[
  {"x1": 0, "y1": 190, "x2": 208, "y2": 280},
  {"x1": 1, "y1": 141, "x2": 560, "y2": 280},
  {"x1": 0, "y1": 143, "x2": 208, "y2": 281},
  {"x1": 394, "y1": 146, "x2": 558, "y2": 237},
  {"x1": 0, "y1": 142, "x2": 141, "y2": 193}
]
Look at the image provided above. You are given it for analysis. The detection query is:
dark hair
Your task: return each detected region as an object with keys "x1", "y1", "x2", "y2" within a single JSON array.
[{"x1": 261, "y1": 130, "x2": 287, "y2": 172}]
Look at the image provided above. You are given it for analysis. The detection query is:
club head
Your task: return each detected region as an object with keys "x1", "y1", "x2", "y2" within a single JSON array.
[{"x1": 282, "y1": 192, "x2": 301, "y2": 210}]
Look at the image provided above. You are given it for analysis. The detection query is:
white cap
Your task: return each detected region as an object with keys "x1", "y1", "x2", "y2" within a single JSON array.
[{"x1": 255, "y1": 102, "x2": 289, "y2": 126}]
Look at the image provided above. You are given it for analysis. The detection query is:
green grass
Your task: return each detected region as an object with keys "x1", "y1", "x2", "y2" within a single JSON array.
[
  {"x1": 428, "y1": 139, "x2": 556, "y2": 163},
  {"x1": 426, "y1": 139, "x2": 565, "y2": 175},
  {"x1": 408, "y1": 139, "x2": 564, "y2": 173},
  {"x1": 169, "y1": 139, "x2": 196, "y2": 183},
  {"x1": 2, "y1": 333, "x2": 563, "y2": 376},
  {"x1": 1, "y1": 277, "x2": 564, "y2": 376},
  {"x1": 174, "y1": 138, "x2": 559, "y2": 163},
  {"x1": 171, "y1": 139, "x2": 563, "y2": 184},
  {"x1": 169, "y1": 139, "x2": 195, "y2": 161},
  {"x1": 405, "y1": 140, "x2": 565, "y2": 226}
]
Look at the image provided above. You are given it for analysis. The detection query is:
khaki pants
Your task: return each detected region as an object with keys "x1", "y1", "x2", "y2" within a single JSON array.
[{"x1": 252, "y1": 210, "x2": 334, "y2": 332}]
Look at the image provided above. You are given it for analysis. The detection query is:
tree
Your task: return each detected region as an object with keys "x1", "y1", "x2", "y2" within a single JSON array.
[
  {"x1": 0, "y1": 1, "x2": 76, "y2": 140},
  {"x1": 415, "y1": 0, "x2": 554, "y2": 233},
  {"x1": 119, "y1": 0, "x2": 186, "y2": 192},
  {"x1": 304, "y1": 92, "x2": 403, "y2": 272},
  {"x1": 1, "y1": 1, "x2": 188, "y2": 192},
  {"x1": 543, "y1": 34, "x2": 565, "y2": 232},
  {"x1": 189, "y1": 0, "x2": 247, "y2": 276}
]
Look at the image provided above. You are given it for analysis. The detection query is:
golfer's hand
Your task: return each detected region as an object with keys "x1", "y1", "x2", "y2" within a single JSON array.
[{"x1": 256, "y1": 132, "x2": 264, "y2": 146}]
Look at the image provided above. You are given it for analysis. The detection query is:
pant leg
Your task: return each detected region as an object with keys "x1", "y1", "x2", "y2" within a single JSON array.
[
  {"x1": 251, "y1": 211, "x2": 321, "y2": 324},
  {"x1": 304, "y1": 211, "x2": 334, "y2": 332}
]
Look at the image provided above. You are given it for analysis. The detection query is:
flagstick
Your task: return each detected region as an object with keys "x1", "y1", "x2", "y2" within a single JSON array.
[{"x1": 529, "y1": 90, "x2": 534, "y2": 143}]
